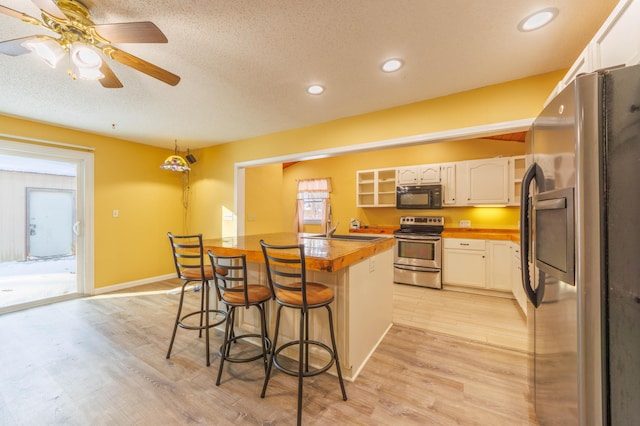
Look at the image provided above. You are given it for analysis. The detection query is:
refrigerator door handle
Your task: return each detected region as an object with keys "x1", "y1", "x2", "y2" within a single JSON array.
[{"x1": 520, "y1": 162, "x2": 544, "y2": 308}]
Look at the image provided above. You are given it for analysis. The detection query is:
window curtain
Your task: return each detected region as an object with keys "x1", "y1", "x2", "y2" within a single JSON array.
[
  {"x1": 294, "y1": 178, "x2": 332, "y2": 233},
  {"x1": 294, "y1": 199, "x2": 304, "y2": 232},
  {"x1": 321, "y1": 199, "x2": 331, "y2": 232}
]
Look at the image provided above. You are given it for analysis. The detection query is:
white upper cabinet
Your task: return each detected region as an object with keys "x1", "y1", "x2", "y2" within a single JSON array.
[
  {"x1": 397, "y1": 167, "x2": 419, "y2": 185},
  {"x1": 356, "y1": 168, "x2": 397, "y2": 207},
  {"x1": 358, "y1": 155, "x2": 522, "y2": 208},
  {"x1": 548, "y1": 0, "x2": 640, "y2": 105},
  {"x1": 593, "y1": 0, "x2": 640, "y2": 70},
  {"x1": 458, "y1": 158, "x2": 510, "y2": 205},
  {"x1": 509, "y1": 156, "x2": 526, "y2": 206},
  {"x1": 397, "y1": 164, "x2": 441, "y2": 185},
  {"x1": 441, "y1": 162, "x2": 457, "y2": 205},
  {"x1": 417, "y1": 164, "x2": 441, "y2": 184}
]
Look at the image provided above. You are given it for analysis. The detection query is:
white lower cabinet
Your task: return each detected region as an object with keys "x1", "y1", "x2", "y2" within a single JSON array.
[
  {"x1": 443, "y1": 238, "x2": 517, "y2": 297},
  {"x1": 511, "y1": 242, "x2": 526, "y2": 316},
  {"x1": 443, "y1": 238, "x2": 486, "y2": 288},
  {"x1": 486, "y1": 240, "x2": 512, "y2": 292}
]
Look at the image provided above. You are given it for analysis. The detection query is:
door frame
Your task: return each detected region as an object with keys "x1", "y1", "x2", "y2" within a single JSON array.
[{"x1": 0, "y1": 138, "x2": 94, "y2": 299}]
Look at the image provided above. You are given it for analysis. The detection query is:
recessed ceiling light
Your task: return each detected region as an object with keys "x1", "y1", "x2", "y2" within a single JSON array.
[
  {"x1": 518, "y1": 8, "x2": 559, "y2": 32},
  {"x1": 381, "y1": 58, "x2": 403, "y2": 73},
  {"x1": 307, "y1": 84, "x2": 325, "y2": 95}
]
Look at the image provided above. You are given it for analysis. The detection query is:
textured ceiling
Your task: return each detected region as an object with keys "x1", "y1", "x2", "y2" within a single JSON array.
[{"x1": 0, "y1": 0, "x2": 619, "y2": 150}]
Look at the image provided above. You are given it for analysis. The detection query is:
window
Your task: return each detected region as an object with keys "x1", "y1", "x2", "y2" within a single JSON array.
[
  {"x1": 299, "y1": 191, "x2": 329, "y2": 224},
  {"x1": 296, "y1": 178, "x2": 332, "y2": 225}
]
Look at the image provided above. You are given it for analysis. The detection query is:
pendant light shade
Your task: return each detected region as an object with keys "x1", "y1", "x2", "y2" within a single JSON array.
[{"x1": 161, "y1": 141, "x2": 191, "y2": 172}]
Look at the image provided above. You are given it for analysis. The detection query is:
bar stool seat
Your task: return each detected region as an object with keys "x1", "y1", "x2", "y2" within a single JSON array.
[
  {"x1": 208, "y1": 251, "x2": 272, "y2": 386},
  {"x1": 259, "y1": 240, "x2": 347, "y2": 426},
  {"x1": 166, "y1": 232, "x2": 227, "y2": 366},
  {"x1": 274, "y1": 282, "x2": 333, "y2": 306}
]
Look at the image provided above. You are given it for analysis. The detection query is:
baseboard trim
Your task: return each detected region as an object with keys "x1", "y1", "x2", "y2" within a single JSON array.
[{"x1": 92, "y1": 274, "x2": 175, "y2": 295}]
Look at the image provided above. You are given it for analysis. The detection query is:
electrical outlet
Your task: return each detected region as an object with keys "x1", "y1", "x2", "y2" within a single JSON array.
[{"x1": 459, "y1": 220, "x2": 471, "y2": 228}]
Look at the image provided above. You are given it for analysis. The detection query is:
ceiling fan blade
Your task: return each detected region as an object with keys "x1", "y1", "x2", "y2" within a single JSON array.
[
  {"x1": 0, "y1": 36, "x2": 36, "y2": 56},
  {"x1": 0, "y1": 4, "x2": 42, "y2": 25},
  {"x1": 0, "y1": 4, "x2": 26, "y2": 20},
  {"x1": 31, "y1": 0, "x2": 66, "y2": 20},
  {"x1": 102, "y1": 46, "x2": 180, "y2": 86},
  {"x1": 93, "y1": 22, "x2": 168, "y2": 43},
  {"x1": 98, "y1": 60, "x2": 123, "y2": 88}
]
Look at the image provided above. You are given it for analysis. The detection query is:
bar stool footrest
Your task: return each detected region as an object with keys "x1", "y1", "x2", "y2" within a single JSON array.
[
  {"x1": 219, "y1": 333, "x2": 272, "y2": 363},
  {"x1": 178, "y1": 309, "x2": 227, "y2": 331},
  {"x1": 273, "y1": 340, "x2": 335, "y2": 378}
]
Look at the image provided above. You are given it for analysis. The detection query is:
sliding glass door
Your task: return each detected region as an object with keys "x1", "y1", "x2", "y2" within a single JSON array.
[{"x1": 0, "y1": 140, "x2": 94, "y2": 313}]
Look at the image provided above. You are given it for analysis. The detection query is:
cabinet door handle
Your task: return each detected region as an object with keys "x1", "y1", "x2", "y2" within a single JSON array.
[{"x1": 460, "y1": 243, "x2": 469, "y2": 246}]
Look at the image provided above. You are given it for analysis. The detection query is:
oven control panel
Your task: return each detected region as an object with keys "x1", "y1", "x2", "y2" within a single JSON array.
[{"x1": 400, "y1": 216, "x2": 444, "y2": 226}]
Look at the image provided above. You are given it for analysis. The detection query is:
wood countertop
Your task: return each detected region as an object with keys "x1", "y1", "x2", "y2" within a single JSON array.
[
  {"x1": 349, "y1": 225, "x2": 520, "y2": 242},
  {"x1": 442, "y1": 228, "x2": 520, "y2": 242},
  {"x1": 349, "y1": 226, "x2": 398, "y2": 235},
  {"x1": 203, "y1": 232, "x2": 395, "y2": 273}
]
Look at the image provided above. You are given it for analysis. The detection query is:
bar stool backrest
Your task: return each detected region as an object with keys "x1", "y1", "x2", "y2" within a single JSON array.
[
  {"x1": 259, "y1": 240, "x2": 309, "y2": 310},
  {"x1": 167, "y1": 232, "x2": 210, "y2": 284},
  {"x1": 209, "y1": 253, "x2": 251, "y2": 308}
]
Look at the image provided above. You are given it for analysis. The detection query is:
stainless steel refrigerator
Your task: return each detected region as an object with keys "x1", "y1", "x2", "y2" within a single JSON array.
[{"x1": 520, "y1": 63, "x2": 640, "y2": 425}]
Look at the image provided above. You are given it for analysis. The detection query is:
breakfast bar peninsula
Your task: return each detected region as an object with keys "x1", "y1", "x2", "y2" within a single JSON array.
[{"x1": 203, "y1": 232, "x2": 395, "y2": 381}]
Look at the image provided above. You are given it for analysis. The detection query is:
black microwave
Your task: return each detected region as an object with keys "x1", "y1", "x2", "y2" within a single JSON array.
[{"x1": 396, "y1": 185, "x2": 442, "y2": 210}]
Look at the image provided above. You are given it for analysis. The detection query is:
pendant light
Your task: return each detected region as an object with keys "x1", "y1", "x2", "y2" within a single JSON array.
[{"x1": 161, "y1": 140, "x2": 191, "y2": 172}]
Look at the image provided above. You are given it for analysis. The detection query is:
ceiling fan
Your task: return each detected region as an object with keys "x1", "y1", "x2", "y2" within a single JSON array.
[{"x1": 0, "y1": 0, "x2": 180, "y2": 88}]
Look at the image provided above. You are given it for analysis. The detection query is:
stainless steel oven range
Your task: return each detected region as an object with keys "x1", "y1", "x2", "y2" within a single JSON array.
[{"x1": 393, "y1": 215, "x2": 444, "y2": 289}]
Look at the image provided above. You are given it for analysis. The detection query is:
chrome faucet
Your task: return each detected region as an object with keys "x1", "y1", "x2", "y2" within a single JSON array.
[{"x1": 326, "y1": 221, "x2": 340, "y2": 238}]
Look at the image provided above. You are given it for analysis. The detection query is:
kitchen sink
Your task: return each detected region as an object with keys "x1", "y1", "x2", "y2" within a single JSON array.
[{"x1": 303, "y1": 234, "x2": 385, "y2": 242}]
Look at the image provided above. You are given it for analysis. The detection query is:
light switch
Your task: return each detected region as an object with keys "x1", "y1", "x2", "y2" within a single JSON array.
[{"x1": 112, "y1": 209, "x2": 119, "y2": 218}]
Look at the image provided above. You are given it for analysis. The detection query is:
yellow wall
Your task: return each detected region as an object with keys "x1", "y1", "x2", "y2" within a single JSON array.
[
  {"x1": 1, "y1": 69, "x2": 563, "y2": 291},
  {"x1": 244, "y1": 163, "x2": 285, "y2": 235}
]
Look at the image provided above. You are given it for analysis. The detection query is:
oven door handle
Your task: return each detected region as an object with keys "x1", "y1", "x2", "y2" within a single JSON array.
[
  {"x1": 394, "y1": 235, "x2": 441, "y2": 242},
  {"x1": 394, "y1": 264, "x2": 440, "y2": 273}
]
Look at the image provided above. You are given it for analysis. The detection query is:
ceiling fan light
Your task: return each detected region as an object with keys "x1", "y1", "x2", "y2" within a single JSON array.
[
  {"x1": 24, "y1": 38, "x2": 66, "y2": 68},
  {"x1": 77, "y1": 66, "x2": 105, "y2": 80},
  {"x1": 69, "y1": 43, "x2": 104, "y2": 80},
  {"x1": 71, "y1": 43, "x2": 102, "y2": 68}
]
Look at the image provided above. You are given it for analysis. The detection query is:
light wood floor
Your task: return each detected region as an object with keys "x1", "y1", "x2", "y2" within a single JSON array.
[
  {"x1": 0, "y1": 279, "x2": 537, "y2": 425},
  {"x1": 393, "y1": 284, "x2": 528, "y2": 352}
]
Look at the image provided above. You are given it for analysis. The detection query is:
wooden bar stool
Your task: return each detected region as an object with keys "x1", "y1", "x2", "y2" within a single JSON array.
[
  {"x1": 166, "y1": 232, "x2": 227, "y2": 366},
  {"x1": 207, "y1": 251, "x2": 272, "y2": 386},
  {"x1": 259, "y1": 240, "x2": 347, "y2": 426}
]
